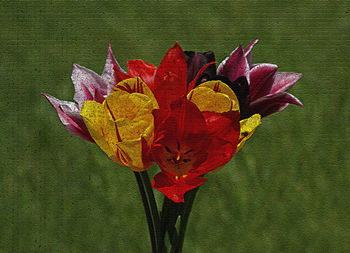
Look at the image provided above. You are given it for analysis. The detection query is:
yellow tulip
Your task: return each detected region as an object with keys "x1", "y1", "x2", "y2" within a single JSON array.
[{"x1": 81, "y1": 77, "x2": 158, "y2": 171}]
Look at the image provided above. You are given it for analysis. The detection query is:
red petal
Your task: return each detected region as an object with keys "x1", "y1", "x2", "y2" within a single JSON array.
[
  {"x1": 152, "y1": 108, "x2": 170, "y2": 133},
  {"x1": 152, "y1": 99, "x2": 209, "y2": 172},
  {"x1": 194, "y1": 111, "x2": 240, "y2": 175},
  {"x1": 249, "y1": 63, "x2": 278, "y2": 101},
  {"x1": 250, "y1": 92, "x2": 303, "y2": 117},
  {"x1": 168, "y1": 99, "x2": 208, "y2": 148},
  {"x1": 127, "y1": 59, "x2": 157, "y2": 90},
  {"x1": 203, "y1": 111, "x2": 240, "y2": 142},
  {"x1": 152, "y1": 172, "x2": 207, "y2": 203},
  {"x1": 153, "y1": 42, "x2": 187, "y2": 109}
]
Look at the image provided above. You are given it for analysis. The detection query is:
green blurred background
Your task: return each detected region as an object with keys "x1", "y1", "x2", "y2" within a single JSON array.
[{"x1": 1, "y1": 0, "x2": 349, "y2": 252}]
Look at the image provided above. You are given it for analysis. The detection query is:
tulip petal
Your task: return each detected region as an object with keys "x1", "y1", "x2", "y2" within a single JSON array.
[
  {"x1": 80, "y1": 101, "x2": 123, "y2": 165},
  {"x1": 204, "y1": 110, "x2": 240, "y2": 142},
  {"x1": 168, "y1": 99, "x2": 208, "y2": 143},
  {"x1": 127, "y1": 59, "x2": 157, "y2": 89},
  {"x1": 187, "y1": 87, "x2": 234, "y2": 113},
  {"x1": 151, "y1": 99, "x2": 209, "y2": 176},
  {"x1": 114, "y1": 114, "x2": 153, "y2": 144},
  {"x1": 236, "y1": 114, "x2": 261, "y2": 152},
  {"x1": 105, "y1": 90, "x2": 153, "y2": 122},
  {"x1": 185, "y1": 51, "x2": 205, "y2": 84},
  {"x1": 141, "y1": 136, "x2": 154, "y2": 169},
  {"x1": 185, "y1": 51, "x2": 216, "y2": 86},
  {"x1": 244, "y1": 39, "x2": 259, "y2": 68},
  {"x1": 194, "y1": 111, "x2": 240, "y2": 175},
  {"x1": 103, "y1": 89, "x2": 155, "y2": 169},
  {"x1": 249, "y1": 63, "x2": 279, "y2": 100},
  {"x1": 114, "y1": 77, "x2": 159, "y2": 109},
  {"x1": 153, "y1": 42, "x2": 187, "y2": 109},
  {"x1": 152, "y1": 172, "x2": 207, "y2": 203},
  {"x1": 269, "y1": 72, "x2": 303, "y2": 94},
  {"x1": 102, "y1": 45, "x2": 128, "y2": 94},
  {"x1": 71, "y1": 64, "x2": 107, "y2": 107},
  {"x1": 59, "y1": 103, "x2": 90, "y2": 136},
  {"x1": 116, "y1": 138, "x2": 148, "y2": 171},
  {"x1": 187, "y1": 61, "x2": 216, "y2": 92},
  {"x1": 249, "y1": 92, "x2": 303, "y2": 118},
  {"x1": 42, "y1": 93, "x2": 94, "y2": 142},
  {"x1": 189, "y1": 80, "x2": 240, "y2": 112},
  {"x1": 217, "y1": 45, "x2": 250, "y2": 83}
]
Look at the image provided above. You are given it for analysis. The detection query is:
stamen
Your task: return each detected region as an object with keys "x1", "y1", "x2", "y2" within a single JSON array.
[
  {"x1": 184, "y1": 149, "x2": 193, "y2": 155},
  {"x1": 165, "y1": 146, "x2": 172, "y2": 153},
  {"x1": 177, "y1": 141, "x2": 180, "y2": 151}
]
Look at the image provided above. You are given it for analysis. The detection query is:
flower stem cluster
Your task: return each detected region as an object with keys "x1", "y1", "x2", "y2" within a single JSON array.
[{"x1": 42, "y1": 40, "x2": 302, "y2": 252}]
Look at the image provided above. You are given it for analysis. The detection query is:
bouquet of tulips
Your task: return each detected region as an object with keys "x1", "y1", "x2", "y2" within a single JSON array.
[{"x1": 42, "y1": 40, "x2": 302, "y2": 253}]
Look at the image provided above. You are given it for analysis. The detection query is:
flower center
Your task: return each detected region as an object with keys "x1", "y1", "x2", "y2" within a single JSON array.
[{"x1": 163, "y1": 141, "x2": 194, "y2": 176}]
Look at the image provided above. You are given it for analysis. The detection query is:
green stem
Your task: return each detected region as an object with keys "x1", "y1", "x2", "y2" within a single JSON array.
[
  {"x1": 139, "y1": 171, "x2": 162, "y2": 253},
  {"x1": 160, "y1": 196, "x2": 181, "y2": 249},
  {"x1": 134, "y1": 171, "x2": 160, "y2": 253},
  {"x1": 170, "y1": 188, "x2": 199, "y2": 253}
]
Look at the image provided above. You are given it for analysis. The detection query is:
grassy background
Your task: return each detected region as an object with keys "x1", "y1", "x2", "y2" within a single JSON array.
[{"x1": 1, "y1": 0, "x2": 349, "y2": 252}]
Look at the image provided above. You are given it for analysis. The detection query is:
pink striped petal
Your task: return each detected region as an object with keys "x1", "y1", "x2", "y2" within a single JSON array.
[
  {"x1": 217, "y1": 45, "x2": 250, "y2": 83},
  {"x1": 249, "y1": 63, "x2": 278, "y2": 100},
  {"x1": 244, "y1": 39, "x2": 259, "y2": 68},
  {"x1": 217, "y1": 56, "x2": 228, "y2": 74},
  {"x1": 269, "y1": 72, "x2": 303, "y2": 94},
  {"x1": 249, "y1": 92, "x2": 303, "y2": 118},
  {"x1": 41, "y1": 93, "x2": 94, "y2": 142},
  {"x1": 102, "y1": 45, "x2": 128, "y2": 94},
  {"x1": 71, "y1": 64, "x2": 108, "y2": 107}
]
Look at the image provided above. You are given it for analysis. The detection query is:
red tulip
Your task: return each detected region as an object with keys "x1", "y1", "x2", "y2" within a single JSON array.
[{"x1": 151, "y1": 98, "x2": 240, "y2": 203}]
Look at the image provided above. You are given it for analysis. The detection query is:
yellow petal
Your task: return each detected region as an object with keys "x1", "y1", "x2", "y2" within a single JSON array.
[
  {"x1": 116, "y1": 138, "x2": 146, "y2": 171},
  {"x1": 114, "y1": 77, "x2": 159, "y2": 109},
  {"x1": 105, "y1": 90, "x2": 153, "y2": 121},
  {"x1": 106, "y1": 90, "x2": 155, "y2": 169},
  {"x1": 187, "y1": 87, "x2": 233, "y2": 113},
  {"x1": 82, "y1": 81, "x2": 156, "y2": 170},
  {"x1": 187, "y1": 80, "x2": 239, "y2": 113},
  {"x1": 80, "y1": 101, "x2": 123, "y2": 166},
  {"x1": 116, "y1": 113, "x2": 154, "y2": 141},
  {"x1": 236, "y1": 114, "x2": 261, "y2": 152}
]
